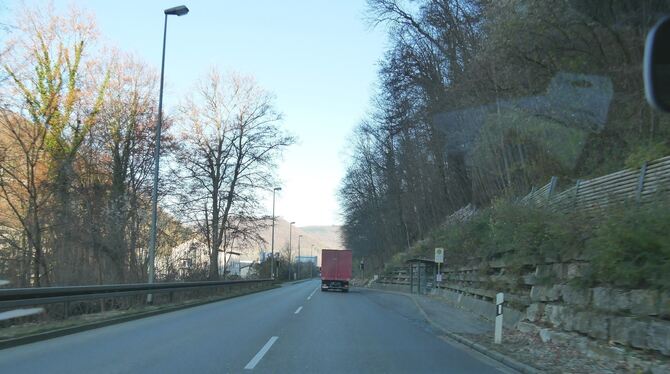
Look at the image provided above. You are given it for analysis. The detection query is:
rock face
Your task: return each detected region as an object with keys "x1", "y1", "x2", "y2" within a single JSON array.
[
  {"x1": 560, "y1": 285, "x2": 590, "y2": 306},
  {"x1": 539, "y1": 328, "x2": 553, "y2": 343},
  {"x1": 629, "y1": 289, "x2": 659, "y2": 316},
  {"x1": 530, "y1": 285, "x2": 561, "y2": 302},
  {"x1": 660, "y1": 292, "x2": 670, "y2": 318},
  {"x1": 592, "y1": 287, "x2": 631, "y2": 312},
  {"x1": 526, "y1": 303, "x2": 543, "y2": 322},
  {"x1": 648, "y1": 321, "x2": 670, "y2": 355}
]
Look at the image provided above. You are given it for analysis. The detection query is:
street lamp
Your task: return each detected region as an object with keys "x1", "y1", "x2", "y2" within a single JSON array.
[
  {"x1": 148, "y1": 4, "x2": 189, "y2": 295},
  {"x1": 298, "y1": 235, "x2": 303, "y2": 279},
  {"x1": 164, "y1": 5, "x2": 189, "y2": 16},
  {"x1": 289, "y1": 221, "x2": 295, "y2": 280},
  {"x1": 310, "y1": 245, "x2": 315, "y2": 278},
  {"x1": 270, "y1": 187, "x2": 281, "y2": 278}
]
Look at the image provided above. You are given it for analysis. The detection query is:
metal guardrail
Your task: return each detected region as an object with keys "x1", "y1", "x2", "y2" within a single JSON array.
[
  {"x1": 0, "y1": 279, "x2": 273, "y2": 310},
  {"x1": 0, "y1": 279, "x2": 44, "y2": 322}
]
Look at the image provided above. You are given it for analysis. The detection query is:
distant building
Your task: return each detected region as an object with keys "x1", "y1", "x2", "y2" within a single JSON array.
[{"x1": 296, "y1": 256, "x2": 317, "y2": 264}]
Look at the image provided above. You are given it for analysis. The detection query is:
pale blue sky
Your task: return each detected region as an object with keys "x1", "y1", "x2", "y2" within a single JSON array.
[{"x1": 3, "y1": 0, "x2": 388, "y2": 226}]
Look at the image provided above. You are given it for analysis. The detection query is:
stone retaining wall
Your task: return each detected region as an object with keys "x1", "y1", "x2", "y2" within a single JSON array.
[
  {"x1": 526, "y1": 284, "x2": 670, "y2": 356},
  {"x1": 381, "y1": 254, "x2": 670, "y2": 358}
]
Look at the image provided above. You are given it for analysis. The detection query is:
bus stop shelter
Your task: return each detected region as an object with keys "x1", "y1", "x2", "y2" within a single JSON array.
[{"x1": 406, "y1": 258, "x2": 437, "y2": 295}]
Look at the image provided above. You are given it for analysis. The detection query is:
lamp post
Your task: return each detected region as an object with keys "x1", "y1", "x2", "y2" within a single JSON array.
[
  {"x1": 289, "y1": 221, "x2": 295, "y2": 280},
  {"x1": 298, "y1": 235, "x2": 303, "y2": 279},
  {"x1": 148, "y1": 5, "x2": 189, "y2": 297},
  {"x1": 270, "y1": 187, "x2": 281, "y2": 278},
  {"x1": 310, "y1": 245, "x2": 315, "y2": 278}
]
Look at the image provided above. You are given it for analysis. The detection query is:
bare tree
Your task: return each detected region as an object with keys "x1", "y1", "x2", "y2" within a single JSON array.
[{"x1": 173, "y1": 70, "x2": 294, "y2": 280}]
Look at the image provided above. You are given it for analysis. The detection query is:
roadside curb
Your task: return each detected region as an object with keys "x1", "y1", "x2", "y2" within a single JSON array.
[
  {"x1": 0, "y1": 285, "x2": 277, "y2": 351},
  {"x1": 364, "y1": 286, "x2": 540, "y2": 374}
]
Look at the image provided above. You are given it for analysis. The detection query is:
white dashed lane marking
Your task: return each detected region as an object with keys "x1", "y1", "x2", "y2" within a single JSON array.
[
  {"x1": 244, "y1": 336, "x2": 278, "y2": 370},
  {"x1": 307, "y1": 287, "x2": 318, "y2": 300}
]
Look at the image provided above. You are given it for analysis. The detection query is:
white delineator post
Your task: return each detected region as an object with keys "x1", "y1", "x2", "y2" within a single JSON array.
[{"x1": 495, "y1": 292, "x2": 504, "y2": 344}]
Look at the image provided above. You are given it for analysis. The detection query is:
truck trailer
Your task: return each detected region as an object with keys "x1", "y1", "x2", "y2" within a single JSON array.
[{"x1": 320, "y1": 249, "x2": 352, "y2": 292}]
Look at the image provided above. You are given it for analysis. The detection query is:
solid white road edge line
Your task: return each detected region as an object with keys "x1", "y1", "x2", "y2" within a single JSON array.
[
  {"x1": 294, "y1": 306, "x2": 303, "y2": 314},
  {"x1": 244, "y1": 336, "x2": 279, "y2": 370},
  {"x1": 307, "y1": 287, "x2": 318, "y2": 300}
]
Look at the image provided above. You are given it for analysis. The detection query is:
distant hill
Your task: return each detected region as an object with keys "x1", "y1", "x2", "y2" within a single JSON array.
[
  {"x1": 235, "y1": 218, "x2": 343, "y2": 265},
  {"x1": 299, "y1": 225, "x2": 344, "y2": 250}
]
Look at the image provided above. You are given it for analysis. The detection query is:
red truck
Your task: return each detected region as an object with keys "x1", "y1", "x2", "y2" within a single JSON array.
[{"x1": 320, "y1": 249, "x2": 352, "y2": 292}]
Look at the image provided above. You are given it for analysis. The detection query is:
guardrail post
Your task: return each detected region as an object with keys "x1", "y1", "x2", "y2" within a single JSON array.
[{"x1": 635, "y1": 162, "x2": 648, "y2": 203}]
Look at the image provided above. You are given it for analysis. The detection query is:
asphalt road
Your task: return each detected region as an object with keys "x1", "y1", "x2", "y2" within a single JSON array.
[{"x1": 0, "y1": 279, "x2": 512, "y2": 373}]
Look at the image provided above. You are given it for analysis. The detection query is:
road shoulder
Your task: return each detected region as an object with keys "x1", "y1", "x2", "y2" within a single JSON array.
[{"x1": 362, "y1": 287, "x2": 539, "y2": 374}]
